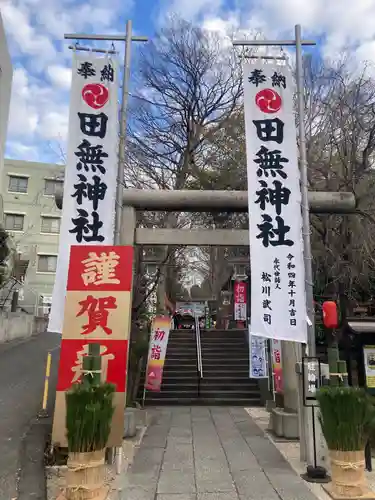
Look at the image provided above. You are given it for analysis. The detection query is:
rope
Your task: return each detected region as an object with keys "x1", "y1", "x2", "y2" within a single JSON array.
[
  {"x1": 330, "y1": 457, "x2": 366, "y2": 490},
  {"x1": 331, "y1": 458, "x2": 365, "y2": 470},
  {"x1": 81, "y1": 369, "x2": 102, "y2": 378},
  {"x1": 329, "y1": 372, "x2": 348, "y2": 380},
  {"x1": 67, "y1": 458, "x2": 105, "y2": 472},
  {"x1": 64, "y1": 484, "x2": 110, "y2": 497}
]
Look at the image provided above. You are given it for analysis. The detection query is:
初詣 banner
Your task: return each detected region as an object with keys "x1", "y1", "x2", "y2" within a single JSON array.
[{"x1": 145, "y1": 316, "x2": 172, "y2": 392}]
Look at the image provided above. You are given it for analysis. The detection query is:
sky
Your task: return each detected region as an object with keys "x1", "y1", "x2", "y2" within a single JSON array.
[{"x1": 2, "y1": 0, "x2": 375, "y2": 165}]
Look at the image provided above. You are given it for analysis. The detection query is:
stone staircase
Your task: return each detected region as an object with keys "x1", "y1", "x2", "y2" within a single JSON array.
[
  {"x1": 144, "y1": 328, "x2": 261, "y2": 406},
  {"x1": 199, "y1": 329, "x2": 261, "y2": 405}
]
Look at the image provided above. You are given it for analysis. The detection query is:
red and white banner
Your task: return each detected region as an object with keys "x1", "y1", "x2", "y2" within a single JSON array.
[
  {"x1": 52, "y1": 245, "x2": 133, "y2": 447},
  {"x1": 271, "y1": 339, "x2": 283, "y2": 393},
  {"x1": 145, "y1": 316, "x2": 172, "y2": 392},
  {"x1": 234, "y1": 281, "x2": 247, "y2": 321}
]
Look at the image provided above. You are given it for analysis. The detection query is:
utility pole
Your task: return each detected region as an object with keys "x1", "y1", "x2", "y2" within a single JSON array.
[
  {"x1": 232, "y1": 26, "x2": 325, "y2": 482},
  {"x1": 64, "y1": 22, "x2": 148, "y2": 472}
]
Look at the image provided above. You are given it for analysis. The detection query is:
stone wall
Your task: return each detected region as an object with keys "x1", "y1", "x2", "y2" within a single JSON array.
[{"x1": 0, "y1": 312, "x2": 48, "y2": 342}]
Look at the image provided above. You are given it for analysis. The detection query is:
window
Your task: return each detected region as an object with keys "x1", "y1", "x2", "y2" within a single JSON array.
[
  {"x1": 145, "y1": 264, "x2": 157, "y2": 276},
  {"x1": 8, "y1": 175, "x2": 28, "y2": 193},
  {"x1": 44, "y1": 179, "x2": 63, "y2": 196},
  {"x1": 37, "y1": 255, "x2": 57, "y2": 273},
  {"x1": 41, "y1": 216, "x2": 61, "y2": 234},
  {"x1": 4, "y1": 213, "x2": 24, "y2": 231},
  {"x1": 234, "y1": 264, "x2": 247, "y2": 276}
]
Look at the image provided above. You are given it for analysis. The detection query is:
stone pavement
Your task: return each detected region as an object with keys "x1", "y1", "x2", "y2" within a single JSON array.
[{"x1": 120, "y1": 406, "x2": 319, "y2": 500}]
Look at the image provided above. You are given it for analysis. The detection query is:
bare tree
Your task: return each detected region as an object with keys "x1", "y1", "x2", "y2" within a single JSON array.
[
  {"x1": 304, "y1": 56, "x2": 375, "y2": 304},
  {"x1": 127, "y1": 17, "x2": 243, "y2": 190},
  {"x1": 126, "y1": 17, "x2": 243, "y2": 306}
]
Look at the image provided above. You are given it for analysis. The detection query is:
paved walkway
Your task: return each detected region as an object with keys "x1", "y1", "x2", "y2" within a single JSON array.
[
  {"x1": 0, "y1": 331, "x2": 60, "y2": 499},
  {"x1": 120, "y1": 406, "x2": 319, "y2": 500}
]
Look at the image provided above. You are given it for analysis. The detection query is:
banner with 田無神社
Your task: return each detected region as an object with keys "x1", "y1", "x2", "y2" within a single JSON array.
[
  {"x1": 243, "y1": 62, "x2": 307, "y2": 343},
  {"x1": 48, "y1": 52, "x2": 119, "y2": 334},
  {"x1": 145, "y1": 316, "x2": 172, "y2": 392}
]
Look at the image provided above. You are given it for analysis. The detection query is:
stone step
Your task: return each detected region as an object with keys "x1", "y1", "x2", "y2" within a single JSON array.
[
  {"x1": 201, "y1": 331, "x2": 246, "y2": 339},
  {"x1": 164, "y1": 358, "x2": 198, "y2": 366},
  {"x1": 144, "y1": 396, "x2": 261, "y2": 406},
  {"x1": 200, "y1": 387, "x2": 259, "y2": 395},
  {"x1": 201, "y1": 341, "x2": 247, "y2": 347},
  {"x1": 161, "y1": 382, "x2": 199, "y2": 391},
  {"x1": 167, "y1": 341, "x2": 197, "y2": 348},
  {"x1": 202, "y1": 353, "x2": 249, "y2": 361},
  {"x1": 201, "y1": 382, "x2": 259, "y2": 393},
  {"x1": 144, "y1": 397, "x2": 200, "y2": 405},
  {"x1": 166, "y1": 353, "x2": 198, "y2": 361},
  {"x1": 199, "y1": 373, "x2": 255, "y2": 381},
  {"x1": 202, "y1": 368, "x2": 250, "y2": 376},
  {"x1": 159, "y1": 368, "x2": 198, "y2": 377},
  {"x1": 146, "y1": 389, "x2": 199, "y2": 399},
  {"x1": 202, "y1": 357, "x2": 249, "y2": 371},
  {"x1": 166, "y1": 347, "x2": 194, "y2": 354}
]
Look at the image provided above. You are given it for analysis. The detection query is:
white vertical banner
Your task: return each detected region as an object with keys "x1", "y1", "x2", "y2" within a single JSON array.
[
  {"x1": 249, "y1": 334, "x2": 268, "y2": 378},
  {"x1": 244, "y1": 62, "x2": 307, "y2": 343},
  {"x1": 48, "y1": 52, "x2": 119, "y2": 333}
]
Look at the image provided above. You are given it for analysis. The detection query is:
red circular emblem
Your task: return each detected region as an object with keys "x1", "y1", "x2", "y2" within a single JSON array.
[
  {"x1": 255, "y1": 88, "x2": 282, "y2": 114},
  {"x1": 82, "y1": 83, "x2": 109, "y2": 109}
]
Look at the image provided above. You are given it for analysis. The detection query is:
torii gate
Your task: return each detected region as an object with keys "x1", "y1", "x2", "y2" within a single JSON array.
[{"x1": 56, "y1": 188, "x2": 355, "y2": 246}]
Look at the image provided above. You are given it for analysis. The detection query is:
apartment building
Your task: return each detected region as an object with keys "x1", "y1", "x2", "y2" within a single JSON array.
[
  {"x1": 0, "y1": 13, "x2": 13, "y2": 212},
  {"x1": 1, "y1": 159, "x2": 64, "y2": 312}
]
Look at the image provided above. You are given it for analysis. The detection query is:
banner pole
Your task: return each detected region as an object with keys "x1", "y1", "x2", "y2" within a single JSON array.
[
  {"x1": 114, "y1": 19, "x2": 132, "y2": 246},
  {"x1": 295, "y1": 25, "x2": 316, "y2": 358},
  {"x1": 295, "y1": 25, "x2": 328, "y2": 481}
]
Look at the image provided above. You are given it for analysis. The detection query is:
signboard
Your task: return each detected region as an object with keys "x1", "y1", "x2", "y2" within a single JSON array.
[
  {"x1": 52, "y1": 245, "x2": 133, "y2": 447},
  {"x1": 243, "y1": 62, "x2": 307, "y2": 343},
  {"x1": 145, "y1": 316, "x2": 172, "y2": 392},
  {"x1": 176, "y1": 302, "x2": 205, "y2": 317},
  {"x1": 271, "y1": 339, "x2": 283, "y2": 393},
  {"x1": 204, "y1": 303, "x2": 211, "y2": 329},
  {"x1": 363, "y1": 345, "x2": 375, "y2": 389},
  {"x1": 49, "y1": 52, "x2": 119, "y2": 334},
  {"x1": 234, "y1": 281, "x2": 247, "y2": 321},
  {"x1": 302, "y1": 357, "x2": 321, "y2": 407},
  {"x1": 249, "y1": 335, "x2": 268, "y2": 378}
]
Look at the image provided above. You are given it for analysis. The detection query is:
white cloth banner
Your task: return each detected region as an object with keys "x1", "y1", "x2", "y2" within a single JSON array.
[
  {"x1": 243, "y1": 62, "x2": 307, "y2": 343},
  {"x1": 48, "y1": 53, "x2": 119, "y2": 333},
  {"x1": 249, "y1": 335, "x2": 268, "y2": 379}
]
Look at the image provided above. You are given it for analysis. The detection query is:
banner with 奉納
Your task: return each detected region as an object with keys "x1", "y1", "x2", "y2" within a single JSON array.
[
  {"x1": 243, "y1": 62, "x2": 307, "y2": 343},
  {"x1": 48, "y1": 52, "x2": 119, "y2": 334}
]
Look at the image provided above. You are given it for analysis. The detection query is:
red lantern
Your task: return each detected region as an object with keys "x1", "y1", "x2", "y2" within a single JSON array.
[{"x1": 322, "y1": 301, "x2": 338, "y2": 329}]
